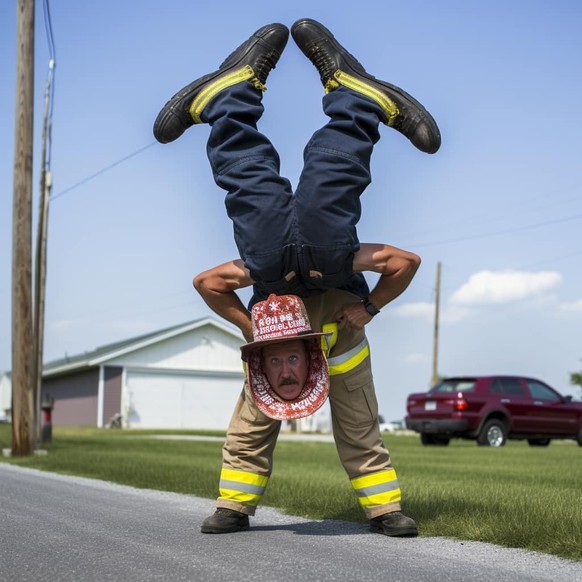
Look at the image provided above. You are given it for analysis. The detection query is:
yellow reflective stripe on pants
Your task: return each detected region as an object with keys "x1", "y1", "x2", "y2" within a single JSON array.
[
  {"x1": 351, "y1": 469, "x2": 401, "y2": 508},
  {"x1": 327, "y1": 338, "x2": 370, "y2": 376},
  {"x1": 219, "y1": 468, "x2": 269, "y2": 507},
  {"x1": 321, "y1": 322, "x2": 338, "y2": 353}
]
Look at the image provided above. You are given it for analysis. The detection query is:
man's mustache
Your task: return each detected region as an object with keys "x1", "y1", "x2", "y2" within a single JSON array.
[{"x1": 279, "y1": 378, "x2": 299, "y2": 386}]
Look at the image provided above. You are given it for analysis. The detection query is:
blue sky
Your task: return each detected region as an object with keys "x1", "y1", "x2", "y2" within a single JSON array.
[{"x1": 2, "y1": 0, "x2": 582, "y2": 420}]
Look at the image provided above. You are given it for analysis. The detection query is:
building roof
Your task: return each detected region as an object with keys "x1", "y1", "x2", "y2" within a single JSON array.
[{"x1": 43, "y1": 317, "x2": 244, "y2": 377}]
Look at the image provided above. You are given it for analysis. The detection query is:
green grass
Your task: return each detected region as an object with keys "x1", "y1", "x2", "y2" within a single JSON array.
[{"x1": 1, "y1": 425, "x2": 581, "y2": 561}]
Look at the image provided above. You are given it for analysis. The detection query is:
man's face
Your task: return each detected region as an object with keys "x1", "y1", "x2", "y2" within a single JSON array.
[{"x1": 261, "y1": 340, "x2": 309, "y2": 401}]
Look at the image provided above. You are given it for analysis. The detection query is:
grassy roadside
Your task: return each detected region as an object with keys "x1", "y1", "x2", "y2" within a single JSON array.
[{"x1": 1, "y1": 425, "x2": 581, "y2": 561}]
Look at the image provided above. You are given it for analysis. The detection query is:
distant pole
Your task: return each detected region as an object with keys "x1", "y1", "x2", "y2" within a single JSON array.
[
  {"x1": 431, "y1": 262, "x2": 441, "y2": 387},
  {"x1": 33, "y1": 60, "x2": 55, "y2": 444},
  {"x1": 12, "y1": 0, "x2": 35, "y2": 455}
]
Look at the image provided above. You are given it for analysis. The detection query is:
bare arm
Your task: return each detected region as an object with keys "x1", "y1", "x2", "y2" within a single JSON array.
[
  {"x1": 193, "y1": 259, "x2": 255, "y2": 342},
  {"x1": 334, "y1": 243, "x2": 421, "y2": 330}
]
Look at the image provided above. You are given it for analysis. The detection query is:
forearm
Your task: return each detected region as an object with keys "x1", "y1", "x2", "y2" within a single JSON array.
[
  {"x1": 197, "y1": 284, "x2": 253, "y2": 341},
  {"x1": 335, "y1": 243, "x2": 420, "y2": 330},
  {"x1": 193, "y1": 261, "x2": 254, "y2": 341},
  {"x1": 367, "y1": 253, "x2": 420, "y2": 310},
  {"x1": 353, "y1": 243, "x2": 421, "y2": 310}
]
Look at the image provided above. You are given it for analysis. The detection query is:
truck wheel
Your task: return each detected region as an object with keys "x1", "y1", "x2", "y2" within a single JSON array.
[
  {"x1": 477, "y1": 420, "x2": 506, "y2": 447},
  {"x1": 577, "y1": 427, "x2": 582, "y2": 447}
]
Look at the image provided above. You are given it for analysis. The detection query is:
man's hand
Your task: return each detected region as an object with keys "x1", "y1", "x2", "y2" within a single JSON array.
[{"x1": 334, "y1": 301, "x2": 373, "y2": 330}]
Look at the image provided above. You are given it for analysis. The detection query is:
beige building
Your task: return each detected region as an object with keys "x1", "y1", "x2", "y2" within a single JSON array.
[{"x1": 41, "y1": 318, "x2": 246, "y2": 430}]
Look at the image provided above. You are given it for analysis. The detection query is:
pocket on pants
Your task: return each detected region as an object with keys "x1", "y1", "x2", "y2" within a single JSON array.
[{"x1": 331, "y1": 362, "x2": 378, "y2": 427}]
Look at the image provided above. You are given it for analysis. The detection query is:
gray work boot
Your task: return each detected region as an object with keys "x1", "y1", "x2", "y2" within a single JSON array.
[
  {"x1": 369, "y1": 511, "x2": 418, "y2": 537},
  {"x1": 200, "y1": 508, "x2": 250, "y2": 534}
]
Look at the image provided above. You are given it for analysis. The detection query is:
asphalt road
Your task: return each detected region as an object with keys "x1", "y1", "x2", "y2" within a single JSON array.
[{"x1": 1, "y1": 464, "x2": 580, "y2": 582}]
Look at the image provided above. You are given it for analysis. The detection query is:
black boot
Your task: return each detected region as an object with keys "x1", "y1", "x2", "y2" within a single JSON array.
[
  {"x1": 200, "y1": 508, "x2": 250, "y2": 534},
  {"x1": 369, "y1": 511, "x2": 418, "y2": 537},
  {"x1": 154, "y1": 23, "x2": 289, "y2": 143},
  {"x1": 291, "y1": 18, "x2": 440, "y2": 154}
]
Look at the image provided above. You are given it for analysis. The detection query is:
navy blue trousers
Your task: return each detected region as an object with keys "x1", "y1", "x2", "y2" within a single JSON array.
[{"x1": 203, "y1": 83, "x2": 383, "y2": 304}]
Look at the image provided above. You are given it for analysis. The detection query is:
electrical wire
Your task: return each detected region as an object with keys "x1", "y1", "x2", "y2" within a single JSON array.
[
  {"x1": 39, "y1": 1, "x2": 159, "y2": 204},
  {"x1": 410, "y1": 212, "x2": 582, "y2": 249},
  {"x1": 50, "y1": 141, "x2": 157, "y2": 201},
  {"x1": 38, "y1": 0, "x2": 579, "y2": 253},
  {"x1": 43, "y1": 0, "x2": 56, "y2": 62},
  {"x1": 42, "y1": 0, "x2": 56, "y2": 173}
]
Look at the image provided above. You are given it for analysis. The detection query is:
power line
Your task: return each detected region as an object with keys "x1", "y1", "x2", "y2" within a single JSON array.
[
  {"x1": 392, "y1": 184, "x2": 581, "y2": 245},
  {"x1": 42, "y1": 0, "x2": 56, "y2": 169},
  {"x1": 411, "y1": 212, "x2": 582, "y2": 249},
  {"x1": 50, "y1": 141, "x2": 157, "y2": 202},
  {"x1": 42, "y1": 0, "x2": 56, "y2": 61},
  {"x1": 519, "y1": 249, "x2": 582, "y2": 271},
  {"x1": 38, "y1": 3, "x2": 157, "y2": 206}
]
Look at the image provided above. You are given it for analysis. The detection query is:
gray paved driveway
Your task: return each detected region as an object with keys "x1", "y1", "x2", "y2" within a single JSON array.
[{"x1": 1, "y1": 464, "x2": 580, "y2": 581}]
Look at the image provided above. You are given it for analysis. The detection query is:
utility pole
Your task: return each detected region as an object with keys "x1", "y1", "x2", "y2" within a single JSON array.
[
  {"x1": 12, "y1": 0, "x2": 36, "y2": 455},
  {"x1": 431, "y1": 261, "x2": 441, "y2": 387},
  {"x1": 33, "y1": 58, "x2": 55, "y2": 443}
]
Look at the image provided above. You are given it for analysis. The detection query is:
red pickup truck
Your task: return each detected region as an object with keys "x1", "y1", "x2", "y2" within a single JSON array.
[{"x1": 405, "y1": 375, "x2": 582, "y2": 447}]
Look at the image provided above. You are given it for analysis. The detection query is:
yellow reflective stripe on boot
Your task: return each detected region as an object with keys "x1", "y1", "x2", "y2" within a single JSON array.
[
  {"x1": 219, "y1": 468, "x2": 268, "y2": 507},
  {"x1": 332, "y1": 70, "x2": 399, "y2": 126},
  {"x1": 189, "y1": 65, "x2": 267, "y2": 124},
  {"x1": 351, "y1": 469, "x2": 401, "y2": 508},
  {"x1": 327, "y1": 338, "x2": 370, "y2": 376}
]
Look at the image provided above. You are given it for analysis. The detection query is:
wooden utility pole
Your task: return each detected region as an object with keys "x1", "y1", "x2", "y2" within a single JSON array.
[
  {"x1": 12, "y1": 0, "x2": 35, "y2": 455},
  {"x1": 33, "y1": 58, "x2": 55, "y2": 443},
  {"x1": 431, "y1": 262, "x2": 441, "y2": 387}
]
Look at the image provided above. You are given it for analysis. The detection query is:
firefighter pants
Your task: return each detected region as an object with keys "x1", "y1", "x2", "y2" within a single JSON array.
[
  {"x1": 215, "y1": 291, "x2": 403, "y2": 520},
  {"x1": 202, "y1": 81, "x2": 381, "y2": 299}
]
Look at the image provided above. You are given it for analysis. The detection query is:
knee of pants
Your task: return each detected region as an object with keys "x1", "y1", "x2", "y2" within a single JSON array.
[{"x1": 223, "y1": 386, "x2": 281, "y2": 475}]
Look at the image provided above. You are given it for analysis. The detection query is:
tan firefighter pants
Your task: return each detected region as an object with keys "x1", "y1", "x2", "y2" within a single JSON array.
[{"x1": 215, "y1": 289, "x2": 402, "y2": 519}]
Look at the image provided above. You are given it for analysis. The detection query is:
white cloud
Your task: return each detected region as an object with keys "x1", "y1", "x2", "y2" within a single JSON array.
[
  {"x1": 558, "y1": 299, "x2": 582, "y2": 313},
  {"x1": 450, "y1": 270, "x2": 562, "y2": 306},
  {"x1": 390, "y1": 302, "x2": 434, "y2": 318}
]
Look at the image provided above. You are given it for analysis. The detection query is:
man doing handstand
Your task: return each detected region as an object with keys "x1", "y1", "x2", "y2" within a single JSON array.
[{"x1": 154, "y1": 18, "x2": 440, "y2": 537}]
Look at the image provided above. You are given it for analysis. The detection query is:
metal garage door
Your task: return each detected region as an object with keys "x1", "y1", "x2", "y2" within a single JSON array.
[{"x1": 126, "y1": 370, "x2": 243, "y2": 430}]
